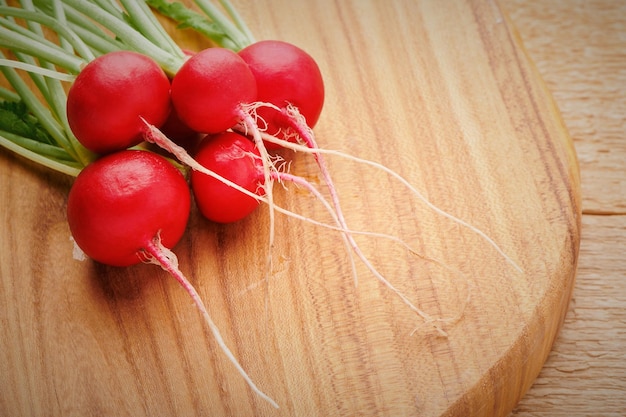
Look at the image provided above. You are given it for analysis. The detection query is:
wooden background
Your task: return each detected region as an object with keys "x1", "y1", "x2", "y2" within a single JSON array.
[
  {"x1": 1, "y1": 0, "x2": 621, "y2": 415},
  {"x1": 503, "y1": 0, "x2": 626, "y2": 415}
]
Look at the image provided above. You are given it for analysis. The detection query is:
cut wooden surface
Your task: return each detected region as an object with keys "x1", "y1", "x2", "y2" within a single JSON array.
[
  {"x1": 501, "y1": 0, "x2": 626, "y2": 415},
  {"x1": 0, "y1": 1, "x2": 581, "y2": 416}
]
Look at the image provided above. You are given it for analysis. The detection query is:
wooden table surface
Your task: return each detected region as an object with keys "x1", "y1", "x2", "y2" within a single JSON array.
[{"x1": 502, "y1": 0, "x2": 626, "y2": 415}]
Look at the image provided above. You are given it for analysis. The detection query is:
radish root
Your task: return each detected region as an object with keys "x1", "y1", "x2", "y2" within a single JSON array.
[
  {"x1": 256, "y1": 115, "x2": 523, "y2": 274},
  {"x1": 237, "y1": 109, "x2": 277, "y2": 279},
  {"x1": 142, "y1": 118, "x2": 473, "y2": 335},
  {"x1": 141, "y1": 234, "x2": 280, "y2": 409}
]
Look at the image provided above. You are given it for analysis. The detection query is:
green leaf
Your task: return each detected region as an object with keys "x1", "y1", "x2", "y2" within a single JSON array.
[
  {"x1": 146, "y1": 0, "x2": 237, "y2": 49},
  {"x1": 0, "y1": 100, "x2": 56, "y2": 145}
]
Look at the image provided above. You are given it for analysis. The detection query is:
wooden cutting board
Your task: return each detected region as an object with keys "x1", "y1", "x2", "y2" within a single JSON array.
[{"x1": 0, "y1": 0, "x2": 581, "y2": 416}]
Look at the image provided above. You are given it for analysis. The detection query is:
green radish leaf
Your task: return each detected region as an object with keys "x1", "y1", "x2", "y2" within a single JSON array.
[
  {"x1": 146, "y1": 0, "x2": 236, "y2": 49},
  {"x1": 0, "y1": 100, "x2": 55, "y2": 144}
]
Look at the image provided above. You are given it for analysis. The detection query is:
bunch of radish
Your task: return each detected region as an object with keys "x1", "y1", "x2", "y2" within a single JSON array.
[
  {"x1": 63, "y1": 40, "x2": 331, "y2": 408},
  {"x1": 0, "y1": 0, "x2": 521, "y2": 408},
  {"x1": 0, "y1": 2, "x2": 358, "y2": 406}
]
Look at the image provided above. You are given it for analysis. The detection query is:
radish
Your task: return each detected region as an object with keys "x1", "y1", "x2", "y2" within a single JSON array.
[
  {"x1": 66, "y1": 149, "x2": 278, "y2": 408},
  {"x1": 66, "y1": 51, "x2": 171, "y2": 154},
  {"x1": 191, "y1": 132, "x2": 264, "y2": 223},
  {"x1": 66, "y1": 150, "x2": 190, "y2": 267},
  {"x1": 231, "y1": 41, "x2": 362, "y2": 290},
  {"x1": 170, "y1": 47, "x2": 257, "y2": 134},
  {"x1": 231, "y1": 40, "x2": 331, "y2": 210},
  {"x1": 238, "y1": 40, "x2": 324, "y2": 149},
  {"x1": 168, "y1": 46, "x2": 280, "y2": 270},
  {"x1": 159, "y1": 106, "x2": 202, "y2": 153}
]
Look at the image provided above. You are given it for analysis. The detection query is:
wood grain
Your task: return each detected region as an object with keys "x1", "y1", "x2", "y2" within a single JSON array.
[
  {"x1": 0, "y1": 1, "x2": 581, "y2": 416},
  {"x1": 503, "y1": 0, "x2": 626, "y2": 215},
  {"x1": 501, "y1": 0, "x2": 626, "y2": 415}
]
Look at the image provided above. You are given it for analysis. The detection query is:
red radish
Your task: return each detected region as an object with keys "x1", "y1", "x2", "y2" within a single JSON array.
[
  {"x1": 159, "y1": 107, "x2": 201, "y2": 152},
  {"x1": 66, "y1": 51, "x2": 171, "y2": 154},
  {"x1": 66, "y1": 150, "x2": 190, "y2": 266},
  {"x1": 191, "y1": 132, "x2": 264, "y2": 223},
  {"x1": 238, "y1": 40, "x2": 324, "y2": 149},
  {"x1": 170, "y1": 47, "x2": 257, "y2": 134},
  {"x1": 233, "y1": 41, "x2": 354, "y2": 283},
  {"x1": 66, "y1": 149, "x2": 278, "y2": 408},
  {"x1": 167, "y1": 48, "x2": 279, "y2": 254}
]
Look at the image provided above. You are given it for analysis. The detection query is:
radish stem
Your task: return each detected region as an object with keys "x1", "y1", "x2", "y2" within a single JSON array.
[
  {"x1": 119, "y1": 0, "x2": 185, "y2": 59},
  {"x1": 0, "y1": 52, "x2": 91, "y2": 166},
  {"x1": 0, "y1": 133, "x2": 81, "y2": 176},
  {"x1": 193, "y1": 0, "x2": 251, "y2": 50},
  {"x1": 61, "y1": 0, "x2": 183, "y2": 74},
  {"x1": 217, "y1": 0, "x2": 255, "y2": 45},
  {"x1": 0, "y1": 59, "x2": 75, "y2": 82},
  {"x1": 0, "y1": 5, "x2": 94, "y2": 63},
  {"x1": 0, "y1": 24, "x2": 85, "y2": 73}
]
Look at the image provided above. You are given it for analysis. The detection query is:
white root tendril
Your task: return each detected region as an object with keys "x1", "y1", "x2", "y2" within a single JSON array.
[
  {"x1": 0, "y1": 59, "x2": 76, "y2": 82},
  {"x1": 257, "y1": 130, "x2": 523, "y2": 274},
  {"x1": 238, "y1": 109, "x2": 277, "y2": 272},
  {"x1": 141, "y1": 233, "x2": 279, "y2": 409},
  {"x1": 247, "y1": 105, "x2": 457, "y2": 334},
  {"x1": 140, "y1": 233, "x2": 179, "y2": 269},
  {"x1": 141, "y1": 117, "x2": 475, "y2": 335}
]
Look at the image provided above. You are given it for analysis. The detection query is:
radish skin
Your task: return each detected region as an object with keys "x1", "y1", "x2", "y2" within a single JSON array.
[
  {"x1": 238, "y1": 40, "x2": 324, "y2": 149},
  {"x1": 170, "y1": 47, "x2": 257, "y2": 134},
  {"x1": 66, "y1": 51, "x2": 171, "y2": 154},
  {"x1": 191, "y1": 132, "x2": 264, "y2": 224},
  {"x1": 66, "y1": 150, "x2": 190, "y2": 267}
]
